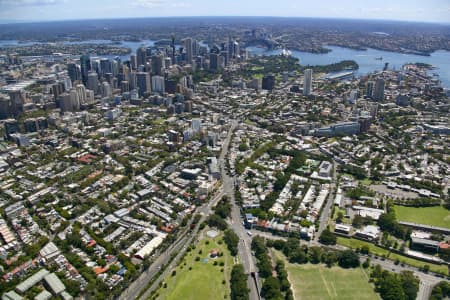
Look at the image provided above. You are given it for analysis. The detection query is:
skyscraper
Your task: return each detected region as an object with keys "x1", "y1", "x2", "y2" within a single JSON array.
[
  {"x1": 136, "y1": 47, "x2": 147, "y2": 67},
  {"x1": 303, "y1": 69, "x2": 313, "y2": 96},
  {"x1": 262, "y1": 74, "x2": 275, "y2": 91},
  {"x1": 0, "y1": 96, "x2": 11, "y2": 120},
  {"x1": 80, "y1": 55, "x2": 91, "y2": 85},
  {"x1": 366, "y1": 81, "x2": 375, "y2": 98},
  {"x1": 136, "y1": 47, "x2": 147, "y2": 68},
  {"x1": 76, "y1": 84, "x2": 87, "y2": 106},
  {"x1": 67, "y1": 62, "x2": 81, "y2": 82},
  {"x1": 136, "y1": 72, "x2": 151, "y2": 97},
  {"x1": 171, "y1": 35, "x2": 176, "y2": 63},
  {"x1": 87, "y1": 71, "x2": 99, "y2": 95},
  {"x1": 373, "y1": 79, "x2": 385, "y2": 101},
  {"x1": 184, "y1": 38, "x2": 193, "y2": 64},
  {"x1": 102, "y1": 82, "x2": 112, "y2": 99},
  {"x1": 151, "y1": 55, "x2": 165, "y2": 76},
  {"x1": 151, "y1": 75, "x2": 165, "y2": 94},
  {"x1": 130, "y1": 54, "x2": 137, "y2": 70},
  {"x1": 100, "y1": 58, "x2": 112, "y2": 78},
  {"x1": 9, "y1": 90, "x2": 25, "y2": 116}
]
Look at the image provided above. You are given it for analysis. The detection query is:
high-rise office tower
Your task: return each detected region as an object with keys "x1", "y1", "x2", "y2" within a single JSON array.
[
  {"x1": 91, "y1": 59, "x2": 100, "y2": 75},
  {"x1": 76, "y1": 84, "x2": 87, "y2": 106},
  {"x1": 171, "y1": 35, "x2": 176, "y2": 63},
  {"x1": 262, "y1": 74, "x2": 275, "y2": 91},
  {"x1": 366, "y1": 81, "x2": 375, "y2": 98},
  {"x1": 129, "y1": 71, "x2": 137, "y2": 90},
  {"x1": 58, "y1": 93, "x2": 72, "y2": 112},
  {"x1": 209, "y1": 53, "x2": 219, "y2": 70},
  {"x1": 151, "y1": 75, "x2": 165, "y2": 94},
  {"x1": 303, "y1": 69, "x2": 313, "y2": 96},
  {"x1": 62, "y1": 76, "x2": 72, "y2": 90},
  {"x1": 120, "y1": 81, "x2": 130, "y2": 93},
  {"x1": 80, "y1": 55, "x2": 91, "y2": 85},
  {"x1": 52, "y1": 82, "x2": 65, "y2": 101},
  {"x1": 136, "y1": 47, "x2": 147, "y2": 67},
  {"x1": 87, "y1": 71, "x2": 99, "y2": 95},
  {"x1": 100, "y1": 58, "x2": 111, "y2": 78},
  {"x1": 67, "y1": 62, "x2": 81, "y2": 82},
  {"x1": 9, "y1": 90, "x2": 25, "y2": 115},
  {"x1": 373, "y1": 79, "x2": 385, "y2": 101},
  {"x1": 69, "y1": 89, "x2": 80, "y2": 111},
  {"x1": 0, "y1": 96, "x2": 11, "y2": 120},
  {"x1": 121, "y1": 64, "x2": 130, "y2": 82},
  {"x1": 130, "y1": 54, "x2": 137, "y2": 70},
  {"x1": 184, "y1": 38, "x2": 193, "y2": 64},
  {"x1": 111, "y1": 59, "x2": 119, "y2": 77},
  {"x1": 86, "y1": 89, "x2": 95, "y2": 105},
  {"x1": 136, "y1": 72, "x2": 151, "y2": 97},
  {"x1": 102, "y1": 82, "x2": 112, "y2": 98},
  {"x1": 151, "y1": 55, "x2": 165, "y2": 76}
]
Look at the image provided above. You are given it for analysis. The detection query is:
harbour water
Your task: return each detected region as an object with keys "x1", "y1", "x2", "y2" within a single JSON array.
[{"x1": 246, "y1": 45, "x2": 450, "y2": 88}]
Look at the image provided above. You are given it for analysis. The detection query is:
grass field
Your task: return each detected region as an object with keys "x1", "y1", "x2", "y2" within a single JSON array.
[
  {"x1": 394, "y1": 205, "x2": 450, "y2": 229},
  {"x1": 272, "y1": 250, "x2": 378, "y2": 300},
  {"x1": 154, "y1": 233, "x2": 233, "y2": 300},
  {"x1": 287, "y1": 264, "x2": 379, "y2": 300},
  {"x1": 337, "y1": 237, "x2": 448, "y2": 275}
]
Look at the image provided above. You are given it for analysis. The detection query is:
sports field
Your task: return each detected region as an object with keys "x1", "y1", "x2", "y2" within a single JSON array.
[
  {"x1": 272, "y1": 250, "x2": 378, "y2": 300},
  {"x1": 154, "y1": 233, "x2": 233, "y2": 300},
  {"x1": 287, "y1": 264, "x2": 379, "y2": 300},
  {"x1": 286, "y1": 263, "x2": 378, "y2": 300},
  {"x1": 394, "y1": 205, "x2": 450, "y2": 229}
]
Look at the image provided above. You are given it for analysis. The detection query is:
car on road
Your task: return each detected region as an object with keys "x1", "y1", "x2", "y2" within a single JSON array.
[{"x1": 247, "y1": 231, "x2": 252, "y2": 236}]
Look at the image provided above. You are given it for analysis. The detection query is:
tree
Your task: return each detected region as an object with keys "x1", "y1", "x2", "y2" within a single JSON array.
[
  {"x1": 377, "y1": 273, "x2": 406, "y2": 300},
  {"x1": 400, "y1": 271, "x2": 419, "y2": 300},
  {"x1": 261, "y1": 276, "x2": 283, "y2": 300},
  {"x1": 362, "y1": 258, "x2": 370, "y2": 268},
  {"x1": 289, "y1": 248, "x2": 308, "y2": 264},
  {"x1": 430, "y1": 281, "x2": 450, "y2": 300},
  {"x1": 223, "y1": 229, "x2": 239, "y2": 256},
  {"x1": 352, "y1": 215, "x2": 364, "y2": 228},
  {"x1": 322, "y1": 251, "x2": 338, "y2": 267},
  {"x1": 338, "y1": 250, "x2": 360, "y2": 268},
  {"x1": 319, "y1": 229, "x2": 336, "y2": 245},
  {"x1": 230, "y1": 264, "x2": 249, "y2": 300},
  {"x1": 207, "y1": 214, "x2": 228, "y2": 230},
  {"x1": 308, "y1": 246, "x2": 323, "y2": 264}
]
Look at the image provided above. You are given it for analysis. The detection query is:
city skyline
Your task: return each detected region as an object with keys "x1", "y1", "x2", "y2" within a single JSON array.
[{"x1": 0, "y1": 0, "x2": 449, "y2": 24}]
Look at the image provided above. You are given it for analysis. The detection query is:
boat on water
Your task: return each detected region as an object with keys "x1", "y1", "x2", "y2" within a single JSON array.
[{"x1": 375, "y1": 57, "x2": 383, "y2": 60}]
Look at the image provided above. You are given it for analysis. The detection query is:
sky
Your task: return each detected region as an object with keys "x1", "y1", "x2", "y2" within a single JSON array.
[{"x1": 0, "y1": 0, "x2": 449, "y2": 24}]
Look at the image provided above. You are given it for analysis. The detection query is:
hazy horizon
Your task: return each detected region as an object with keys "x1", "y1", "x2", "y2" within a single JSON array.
[
  {"x1": 0, "y1": 15, "x2": 450, "y2": 26},
  {"x1": 0, "y1": 0, "x2": 449, "y2": 24}
]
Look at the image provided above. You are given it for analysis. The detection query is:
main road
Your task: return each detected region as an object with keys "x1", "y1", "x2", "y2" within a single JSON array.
[
  {"x1": 219, "y1": 120, "x2": 261, "y2": 300},
  {"x1": 316, "y1": 160, "x2": 338, "y2": 241}
]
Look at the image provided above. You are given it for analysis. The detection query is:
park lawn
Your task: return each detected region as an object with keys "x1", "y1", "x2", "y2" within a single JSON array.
[
  {"x1": 272, "y1": 250, "x2": 378, "y2": 300},
  {"x1": 155, "y1": 233, "x2": 233, "y2": 300},
  {"x1": 337, "y1": 237, "x2": 448, "y2": 275},
  {"x1": 287, "y1": 264, "x2": 379, "y2": 300},
  {"x1": 394, "y1": 205, "x2": 450, "y2": 229}
]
